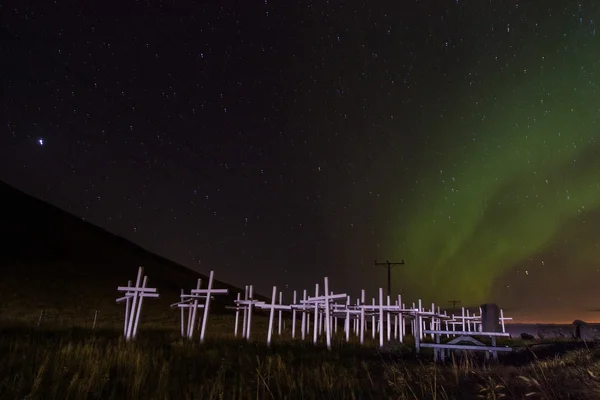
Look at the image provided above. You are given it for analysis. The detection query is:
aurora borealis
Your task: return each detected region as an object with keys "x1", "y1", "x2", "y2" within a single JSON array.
[
  {"x1": 386, "y1": 3, "x2": 600, "y2": 316},
  {"x1": 1, "y1": 1, "x2": 599, "y2": 322}
]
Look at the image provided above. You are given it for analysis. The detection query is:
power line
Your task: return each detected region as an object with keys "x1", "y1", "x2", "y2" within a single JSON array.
[
  {"x1": 448, "y1": 300, "x2": 461, "y2": 309},
  {"x1": 374, "y1": 259, "x2": 405, "y2": 297}
]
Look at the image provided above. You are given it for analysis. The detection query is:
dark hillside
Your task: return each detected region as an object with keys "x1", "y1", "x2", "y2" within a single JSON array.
[{"x1": 0, "y1": 181, "x2": 257, "y2": 328}]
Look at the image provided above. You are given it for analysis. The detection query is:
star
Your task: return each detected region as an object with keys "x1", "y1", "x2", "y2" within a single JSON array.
[{"x1": 1, "y1": 0, "x2": 598, "y2": 324}]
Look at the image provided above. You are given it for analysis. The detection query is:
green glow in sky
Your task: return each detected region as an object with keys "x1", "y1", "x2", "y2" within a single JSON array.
[{"x1": 390, "y1": 17, "x2": 600, "y2": 306}]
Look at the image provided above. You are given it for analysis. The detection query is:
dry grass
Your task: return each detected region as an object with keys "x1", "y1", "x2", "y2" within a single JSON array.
[{"x1": 0, "y1": 322, "x2": 599, "y2": 400}]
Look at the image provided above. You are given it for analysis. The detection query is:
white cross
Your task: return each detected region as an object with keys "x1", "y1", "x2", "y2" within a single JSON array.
[{"x1": 116, "y1": 266, "x2": 159, "y2": 341}]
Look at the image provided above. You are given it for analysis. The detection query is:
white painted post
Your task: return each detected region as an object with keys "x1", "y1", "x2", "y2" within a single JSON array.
[
  {"x1": 246, "y1": 285, "x2": 254, "y2": 339},
  {"x1": 331, "y1": 292, "x2": 335, "y2": 336},
  {"x1": 301, "y1": 289, "x2": 307, "y2": 340},
  {"x1": 319, "y1": 309, "x2": 323, "y2": 336},
  {"x1": 394, "y1": 301, "x2": 399, "y2": 340},
  {"x1": 345, "y1": 296, "x2": 351, "y2": 342},
  {"x1": 131, "y1": 275, "x2": 148, "y2": 339},
  {"x1": 313, "y1": 283, "x2": 319, "y2": 344},
  {"x1": 124, "y1": 279, "x2": 131, "y2": 335},
  {"x1": 188, "y1": 279, "x2": 202, "y2": 338},
  {"x1": 371, "y1": 298, "x2": 376, "y2": 339},
  {"x1": 316, "y1": 314, "x2": 321, "y2": 335},
  {"x1": 267, "y1": 286, "x2": 277, "y2": 347},
  {"x1": 126, "y1": 267, "x2": 143, "y2": 340},
  {"x1": 353, "y1": 300, "x2": 359, "y2": 334},
  {"x1": 430, "y1": 302, "x2": 435, "y2": 339},
  {"x1": 242, "y1": 286, "x2": 249, "y2": 337},
  {"x1": 414, "y1": 306, "x2": 421, "y2": 353},
  {"x1": 277, "y1": 291, "x2": 283, "y2": 335},
  {"x1": 417, "y1": 299, "x2": 423, "y2": 340},
  {"x1": 324, "y1": 277, "x2": 332, "y2": 350},
  {"x1": 466, "y1": 309, "x2": 471, "y2": 332},
  {"x1": 180, "y1": 289, "x2": 185, "y2": 337},
  {"x1": 387, "y1": 295, "x2": 391, "y2": 341},
  {"x1": 398, "y1": 296, "x2": 404, "y2": 342},
  {"x1": 360, "y1": 289, "x2": 365, "y2": 344},
  {"x1": 410, "y1": 302, "x2": 415, "y2": 337},
  {"x1": 292, "y1": 291, "x2": 297, "y2": 338},
  {"x1": 186, "y1": 293, "x2": 194, "y2": 337},
  {"x1": 124, "y1": 293, "x2": 130, "y2": 334},
  {"x1": 234, "y1": 292, "x2": 241, "y2": 337},
  {"x1": 500, "y1": 308, "x2": 506, "y2": 333},
  {"x1": 199, "y1": 271, "x2": 214, "y2": 344},
  {"x1": 378, "y1": 288, "x2": 384, "y2": 348}
]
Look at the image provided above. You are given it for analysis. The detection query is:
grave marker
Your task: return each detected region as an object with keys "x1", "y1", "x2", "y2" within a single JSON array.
[
  {"x1": 170, "y1": 279, "x2": 205, "y2": 339},
  {"x1": 257, "y1": 286, "x2": 291, "y2": 346},
  {"x1": 171, "y1": 271, "x2": 228, "y2": 342},
  {"x1": 116, "y1": 266, "x2": 159, "y2": 340},
  {"x1": 480, "y1": 303, "x2": 501, "y2": 333}
]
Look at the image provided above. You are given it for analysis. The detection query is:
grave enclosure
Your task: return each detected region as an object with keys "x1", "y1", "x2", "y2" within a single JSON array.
[{"x1": 117, "y1": 267, "x2": 514, "y2": 360}]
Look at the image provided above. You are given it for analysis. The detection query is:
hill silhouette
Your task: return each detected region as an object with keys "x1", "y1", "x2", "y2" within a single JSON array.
[{"x1": 0, "y1": 180, "x2": 257, "y2": 328}]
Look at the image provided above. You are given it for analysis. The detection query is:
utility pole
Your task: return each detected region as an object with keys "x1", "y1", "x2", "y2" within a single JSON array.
[
  {"x1": 448, "y1": 300, "x2": 461, "y2": 309},
  {"x1": 374, "y1": 260, "x2": 405, "y2": 297}
]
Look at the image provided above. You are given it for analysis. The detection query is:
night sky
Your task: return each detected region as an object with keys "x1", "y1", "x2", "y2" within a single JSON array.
[{"x1": 2, "y1": 1, "x2": 600, "y2": 322}]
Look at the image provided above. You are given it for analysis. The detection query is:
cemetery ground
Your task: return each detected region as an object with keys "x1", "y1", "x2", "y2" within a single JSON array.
[
  {"x1": 2, "y1": 183, "x2": 600, "y2": 399},
  {"x1": 2, "y1": 314, "x2": 600, "y2": 400}
]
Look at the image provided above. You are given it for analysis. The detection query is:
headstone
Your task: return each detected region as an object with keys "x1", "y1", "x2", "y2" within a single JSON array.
[
  {"x1": 572, "y1": 320, "x2": 600, "y2": 341},
  {"x1": 572, "y1": 319, "x2": 586, "y2": 339},
  {"x1": 480, "y1": 303, "x2": 501, "y2": 332},
  {"x1": 520, "y1": 332, "x2": 535, "y2": 340}
]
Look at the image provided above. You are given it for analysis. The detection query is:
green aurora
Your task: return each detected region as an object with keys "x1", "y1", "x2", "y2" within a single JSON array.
[{"x1": 390, "y1": 10, "x2": 600, "y2": 307}]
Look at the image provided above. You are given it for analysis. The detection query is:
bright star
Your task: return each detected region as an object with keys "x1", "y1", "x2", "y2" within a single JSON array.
[{"x1": 38, "y1": 138, "x2": 44, "y2": 146}]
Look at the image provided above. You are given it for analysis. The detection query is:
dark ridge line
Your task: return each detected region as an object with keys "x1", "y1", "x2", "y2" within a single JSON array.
[{"x1": 0, "y1": 179, "x2": 268, "y2": 300}]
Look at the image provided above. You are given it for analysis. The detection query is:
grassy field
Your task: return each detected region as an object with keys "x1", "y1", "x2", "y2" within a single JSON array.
[
  {"x1": 1, "y1": 182, "x2": 599, "y2": 398},
  {"x1": 1, "y1": 318, "x2": 600, "y2": 400}
]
